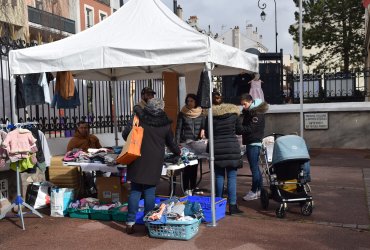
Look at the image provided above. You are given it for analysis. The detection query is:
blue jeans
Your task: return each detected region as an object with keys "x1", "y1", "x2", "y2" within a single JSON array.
[
  {"x1": 215, "y1": 167, "x2": 238, "y2": 205},
  {"x1": 126, "y1": 182, "x2": 156, "y2": 224},
  {"x1": 246, "y1": 145, "x2": 263, "y2": 192}
]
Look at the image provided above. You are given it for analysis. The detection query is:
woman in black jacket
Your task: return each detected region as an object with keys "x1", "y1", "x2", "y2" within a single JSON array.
[
  {"x1": 206, "y1": 91, "x2": 244, "y2": 215},
  {"x1": 175, "y1": 94, "x2": 205, "y2": 195},
  {"x1": 239, "y1": 94, "x2": 269, "y2": 201},
  {"x1": 122, "y1": 98, "x2": 180, "y2": 234}
]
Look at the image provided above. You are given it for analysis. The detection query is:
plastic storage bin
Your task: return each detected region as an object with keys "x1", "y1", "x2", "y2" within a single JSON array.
[
  {"x1": 111, "y1": 204, "x2": 128, "y2": 222},
  {"x1": 186, "y1": 196, "x2": 227, "y2": 223},
  {"x1": 68, "y1": 208, "x2": 90, "y2": 219},
  {"x1": 90, "y1": 209, "x2": 112, "y2": 221},
  {"x1": 146, "y1": 218, "x2": 201, "y2": 240}
]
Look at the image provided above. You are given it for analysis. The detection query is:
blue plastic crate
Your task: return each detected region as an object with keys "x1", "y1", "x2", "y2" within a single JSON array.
[
  {"x1": 186, "y1": 196, "x2": 227, "y2": 223},
  {"x1": 136, "y1": 196, "x2": 188, "y2": 224},
  {"x1": 146, "y1": 218, "x2": 201, "y2": 240}
]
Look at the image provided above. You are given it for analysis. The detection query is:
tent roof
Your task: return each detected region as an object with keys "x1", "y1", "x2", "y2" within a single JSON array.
[{"x1": 9, "y1": 0, "x2": 258, "y2": 80}]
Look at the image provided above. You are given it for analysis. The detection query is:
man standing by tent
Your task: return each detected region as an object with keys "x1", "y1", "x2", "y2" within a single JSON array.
[
  {"x1": 122, "y1": 87, "x2": 155, "y2": 138},
  {"x1": 134, "y1": 87, "x2": 156, "y2": 114}
]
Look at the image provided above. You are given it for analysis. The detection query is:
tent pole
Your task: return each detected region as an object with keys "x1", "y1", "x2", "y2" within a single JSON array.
[
  {"x1": 205, "y1": 63, "x2": 216, "y2": 227},
  {"x1": 111, "y1": 77, "x2": 119, "y2": 147}
]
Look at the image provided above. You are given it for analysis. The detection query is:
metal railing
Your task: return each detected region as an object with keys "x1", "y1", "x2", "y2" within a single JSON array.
[
  {"x1": 28, "y1": 6, "x2": 76, "y2": 34},
  {"x1": 288, "y1": 69, "x2": 368, "y2": 103}
]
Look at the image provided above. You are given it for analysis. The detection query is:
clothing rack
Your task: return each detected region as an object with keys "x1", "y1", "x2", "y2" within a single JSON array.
[{"x1": 0, "y1": 122, "x2": 43, "y2": 230}]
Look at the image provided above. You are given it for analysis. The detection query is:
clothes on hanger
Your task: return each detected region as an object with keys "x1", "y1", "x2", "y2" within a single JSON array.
[
  {"x1": 51, "y1": 86, "x2": 80, "y2": 109},
  {"x1": 55, "y1": 71, "x2": 75, "y2": 100},
  {"x1": 0, "y1": 130, "x2": 8, "y2": 168},
  {"x1": 1, "y1": 127, "x2": 38, "y2": 172},
  {"x1": 15, "y1": 75, "x2": 26, "y2": 109},
  {"x1": 23, "y1": 73, "x2": 46, "y2": 106}
]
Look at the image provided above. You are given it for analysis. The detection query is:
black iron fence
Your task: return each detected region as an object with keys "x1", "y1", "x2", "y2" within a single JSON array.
[
  {"x1": 0, "y1": 37, "x2": 164, "y2": 138},
  {"x1": 287, "y1": 69, "x2": 368, "y2": 103}
]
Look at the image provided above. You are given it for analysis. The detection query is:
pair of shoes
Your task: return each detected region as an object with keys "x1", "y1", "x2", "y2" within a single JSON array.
[
  {"x1": 257, "y1": 190, "x2": 261, "y2": 198},
  {"x1": 228, "y1": 204, "x2": 244, "y2": 215},
  {"x1": 243, "y1": 191, "x2": 259, "y2": 201},
  {"x1": 126, "y1": 224, "x2": 135, "y2": 235}
]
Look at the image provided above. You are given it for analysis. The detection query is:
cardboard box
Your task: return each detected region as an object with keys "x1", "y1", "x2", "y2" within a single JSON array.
[{"x1": 96, "y1": 177, "x2": 128, "y2": 203}]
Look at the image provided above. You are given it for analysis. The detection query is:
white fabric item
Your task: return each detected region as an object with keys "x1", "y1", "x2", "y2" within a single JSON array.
[
  {"x1": 38, "y1": 130, "x2": 51, "y2": 167},
  {"x1": 9, "y1": 0, "x2": 258, "y2": 78},
  {"x1": 37, "y1": 73, "x2": 51, "y2": 104}
]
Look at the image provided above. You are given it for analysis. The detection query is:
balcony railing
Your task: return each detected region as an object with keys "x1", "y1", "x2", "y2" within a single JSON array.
[
  {"x1": 28, "y1": 6, "x2": 76, "y2": 34},
  {"x1": 97, "y1": 0, "x2": 110, "y2": 7}
]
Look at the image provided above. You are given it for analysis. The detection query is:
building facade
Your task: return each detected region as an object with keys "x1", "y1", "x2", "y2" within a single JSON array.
[{"x1": 215, "y1": 25, "x2": 268, "y2": 53}]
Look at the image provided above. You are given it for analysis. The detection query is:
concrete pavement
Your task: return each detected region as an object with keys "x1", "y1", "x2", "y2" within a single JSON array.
[{"x1": 0, "y1": 148, "x2": 369, "y2": 250}]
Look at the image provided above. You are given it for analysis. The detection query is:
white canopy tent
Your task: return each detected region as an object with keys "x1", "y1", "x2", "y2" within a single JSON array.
[{"x1": 9, "y1": 0, "x2": 258, "y2": 226}]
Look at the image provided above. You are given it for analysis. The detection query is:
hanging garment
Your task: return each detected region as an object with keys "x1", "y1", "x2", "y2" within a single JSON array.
[
  {"x1": 15, "y1": 75, "x2": 26, "y2": 109},
  {"x1": 51, "y1": 87, "x2": 80, "y2": 109},
  {"x1": 2, "y1": 128, "x2": 38, "y2": 162},
  {"x1": 55, "y1": 71, "x2": 75, "y2": 100},
  {"x1": 38, "y1": 130, "x2": 51, "y2": 167},
  {"x1": 28, "y1": 127, "x2": 45, "y2": 164},
  {"x1": 196, "y1": 70, "x2": 211, "y2": 109},
  {"x1": 38, "y1": 73, "x2": 51, "y2": 104},
  {"x1": 23, "y1": 73, "x2": 46, "y2": 106},
  {"x1": 0, "y1": 130, "x2": 8, "y2": 168},
  {"x1": 249, "y1": 80, "x2": 265, "y2": 102}
]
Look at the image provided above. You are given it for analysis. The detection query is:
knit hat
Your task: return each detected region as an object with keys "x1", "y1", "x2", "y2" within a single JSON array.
[
  {"x1": 141, "y1": 87, "x2": 156, "y2": 95},
  {"x1": 249, "y1": 98, "x2": 263, "y2": 110},
  {"x1": 146, "y1": 98, "x2": 164, "y2": 111}
]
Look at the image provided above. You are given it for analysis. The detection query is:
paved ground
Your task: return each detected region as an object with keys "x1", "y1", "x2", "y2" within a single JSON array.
[{"x1": 0, "y1": 148, "x2": 370, "y2": 250}]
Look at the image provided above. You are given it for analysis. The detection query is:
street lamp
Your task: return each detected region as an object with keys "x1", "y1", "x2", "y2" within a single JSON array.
[{"x1": 258, "y1": 0, "x2": 278, "y2": 53}]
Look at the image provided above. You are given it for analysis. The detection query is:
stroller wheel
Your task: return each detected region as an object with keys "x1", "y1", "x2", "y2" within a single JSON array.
[
  {"x1": 276, "y1": 203, "x2": 286, "y2": 218},
  {"x1": 301, "y1": 201, "x2": 313, "y2": 216},
  {"x1": 260, "y1": 188, "x2": 269, "y2": 209},
  {"x1": 304, "y1": 183, "x2": 311, "y2": 193}
]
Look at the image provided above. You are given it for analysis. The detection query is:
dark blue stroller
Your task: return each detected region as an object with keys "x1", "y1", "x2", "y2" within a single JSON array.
[{"x1": 260, "y1": 135, "x2": 313, "y2": 218}]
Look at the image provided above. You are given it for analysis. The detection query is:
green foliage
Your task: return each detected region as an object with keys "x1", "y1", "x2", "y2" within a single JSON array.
[{"x1": 289, "y1": 0, "x2": 365, "y2": 71}]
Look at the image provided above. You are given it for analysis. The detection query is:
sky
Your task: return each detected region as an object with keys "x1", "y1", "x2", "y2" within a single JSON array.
[{"x1": 160, "y1": 0, "x2": 298, "y2": 55}]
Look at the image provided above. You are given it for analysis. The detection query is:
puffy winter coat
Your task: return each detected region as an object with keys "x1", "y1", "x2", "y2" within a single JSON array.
[
  {"x1": 239, "y1": 100, "x2": 269, "y2": 145},
  {"x1": 205, "y1": 103, "x2": 243, "y2": 168}
]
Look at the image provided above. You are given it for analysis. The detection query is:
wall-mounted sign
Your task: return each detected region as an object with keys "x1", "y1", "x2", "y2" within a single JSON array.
[{"x1": 304, "y1": 113, "x2": 328, "y2": 130}]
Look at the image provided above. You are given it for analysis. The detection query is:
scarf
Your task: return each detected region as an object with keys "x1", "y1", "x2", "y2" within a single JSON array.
[{"x1": 181, "y1": 106, "x2": 202, "y2": 119}]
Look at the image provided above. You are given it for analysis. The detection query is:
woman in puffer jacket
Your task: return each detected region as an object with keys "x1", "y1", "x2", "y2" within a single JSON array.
[
  {"x1": 175, "y1": 93, "x2": 205, "y2": 195},
  {"x1": 205, "y1": 91, "x2": 244, "y2": 215}
]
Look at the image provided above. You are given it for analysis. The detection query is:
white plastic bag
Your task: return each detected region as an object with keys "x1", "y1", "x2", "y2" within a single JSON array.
[{"x1": 50, "y1": 188, "x2": 74, "y2": 217}]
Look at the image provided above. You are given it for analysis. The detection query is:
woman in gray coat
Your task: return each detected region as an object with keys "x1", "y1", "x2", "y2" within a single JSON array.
[
  {"x1": 175, "y1": 93, "x2": 205, "y2": 195},
  {"x1": 122, "y1": 98, "x2": 180, "y2": 234}
]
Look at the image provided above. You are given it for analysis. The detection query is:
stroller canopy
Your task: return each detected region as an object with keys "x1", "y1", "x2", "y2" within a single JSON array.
[{"x1": 272, "y1": 135, "x2": 310, "y2": 166}]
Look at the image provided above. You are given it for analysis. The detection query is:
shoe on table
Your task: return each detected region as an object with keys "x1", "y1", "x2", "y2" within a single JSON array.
[
  {"x1": 228, "y1": 204, "x2": 244, "y2": 215},
  {"x1": 243, "y1": 191, "x2": 258, "y2": 201},
  {"x1": 126, "y1": 224, "x2": 135, "y2": 235}
]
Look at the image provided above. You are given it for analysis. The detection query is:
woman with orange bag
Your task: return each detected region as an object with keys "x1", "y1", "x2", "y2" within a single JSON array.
[{"x1": 122, "y1": 98, "x2": 180, "y2": 234}]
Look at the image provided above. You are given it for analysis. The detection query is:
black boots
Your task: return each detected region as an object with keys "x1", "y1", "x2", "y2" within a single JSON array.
[{"x1": 228, "y1": 204, "x2": 244, "y2": 215}]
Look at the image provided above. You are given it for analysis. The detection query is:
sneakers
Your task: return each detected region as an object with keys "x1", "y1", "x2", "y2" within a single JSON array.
[{"x1": 243, "y1": 191, "x2": 259, "y2": 201}]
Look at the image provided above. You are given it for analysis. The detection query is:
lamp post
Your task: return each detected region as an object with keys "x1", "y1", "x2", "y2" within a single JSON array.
[{"x1": 258, "y1": 0, "x2": 278, "y2": 53}]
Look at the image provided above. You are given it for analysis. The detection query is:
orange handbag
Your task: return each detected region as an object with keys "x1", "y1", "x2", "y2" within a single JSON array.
[{"x1": 116, "y1": 116, "x2": 144, "y2": 165}]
